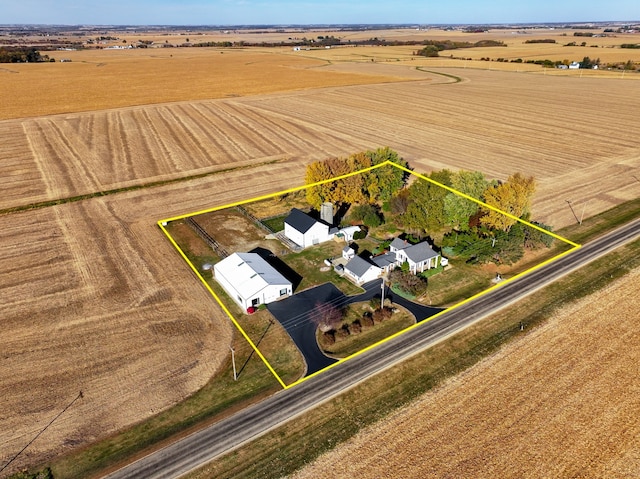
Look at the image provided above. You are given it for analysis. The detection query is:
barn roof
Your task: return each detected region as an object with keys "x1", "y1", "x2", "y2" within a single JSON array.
[
  {"x1": 284, "y1": 208, "x2": 319, "y2": 234},
  {"x1": 214, "y1": 252, "x2": 291, "y2": 300}
]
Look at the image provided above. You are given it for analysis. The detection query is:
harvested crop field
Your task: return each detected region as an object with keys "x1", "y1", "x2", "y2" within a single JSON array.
[
  {"x1": 0, "y1": 48, "x2": 409, "y2": 120},
  {"x1": 2, "y1": 66, "x2": 639, "y2": 226},
  {"x1": 2, "y1": 56, "x2": 640, "y2": 476},
  {"x1": 0, "y1": 161, "x2": 306, "y2": 476},
  {"x1": 292, "y1": 266, "x2": 640, "y2": 479}
]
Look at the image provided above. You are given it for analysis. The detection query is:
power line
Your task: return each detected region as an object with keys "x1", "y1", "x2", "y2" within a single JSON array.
[{"x1": 0, "y1": 391, "x2": 84, "y2": 475}]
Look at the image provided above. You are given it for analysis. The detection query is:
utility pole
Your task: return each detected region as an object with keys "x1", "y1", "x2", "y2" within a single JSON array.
[{"x1": 230, "y1": 347, "x2": 237, "y2": 381}]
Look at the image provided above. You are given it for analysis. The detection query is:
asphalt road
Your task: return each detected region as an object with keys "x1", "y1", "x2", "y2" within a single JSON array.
[{"x1": 104, "y1": 217, "x2": 640, "y2": 479}]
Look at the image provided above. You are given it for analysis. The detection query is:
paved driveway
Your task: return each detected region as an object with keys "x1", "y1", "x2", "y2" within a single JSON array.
[{"x1": 268, "y1": 280, "x2": 444, "y2": 376}]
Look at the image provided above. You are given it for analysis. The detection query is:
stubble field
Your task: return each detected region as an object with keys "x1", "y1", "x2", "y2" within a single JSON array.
[
  {"x1": 1, "y1": 41, "x2": 639, "y2": 476},
  {"x1": 292, "y1": 266, "x2": 640, "y2": 479}
]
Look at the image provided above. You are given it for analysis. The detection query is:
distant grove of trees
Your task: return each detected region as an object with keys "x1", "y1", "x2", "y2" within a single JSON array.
[
  {"x1": 0, "y1": 47, "x2": 52, "y2": 63},
  {"x1": 304, "y1": 150, "x2": 552, "y2": 265},
  {"x1": 524, "y1": 39, "x2": 557, "y2": 44},
  {"x1": 415, "y1": 39, "x2": 505, "y2": 57}
]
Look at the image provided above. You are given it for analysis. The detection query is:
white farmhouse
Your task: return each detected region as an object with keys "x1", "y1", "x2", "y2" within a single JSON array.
[
  {"x1": 214, "y1": 252, "x2": 292, "y2": 310},
  {"x1": 389, "y1": 238, "x2": 440, "y2": 274},
  {"x1": 284, "y1": 208, "x2": 336, "y2": 248}
]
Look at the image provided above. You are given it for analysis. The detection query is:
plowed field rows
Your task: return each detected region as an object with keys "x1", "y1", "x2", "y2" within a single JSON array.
[
  {"x1": 4, "y1": 67, "x2": 639, "y2": 226},
  {"x1": 292, "y1": 267, "x2": 640, "y2": 479},
  {"x1": 0, "y1": 160, "x2": 312, "y2": 475},
  {"x1": 1, "y1": 59, "x2": 639, "y2": 476}
]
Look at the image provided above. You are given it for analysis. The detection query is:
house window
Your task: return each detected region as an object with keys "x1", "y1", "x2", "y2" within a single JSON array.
[
  {"x1": 251, "y1": 298, "x2": 260, "y2": 307},
  {"x1": 280, "y1": 288, "x2": 288, "y2": 296}
]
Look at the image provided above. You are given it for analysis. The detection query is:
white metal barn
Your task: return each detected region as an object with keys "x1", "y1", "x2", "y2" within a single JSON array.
[{"x1": 214, "y1": 252, "x2": 292, "y2": 310}]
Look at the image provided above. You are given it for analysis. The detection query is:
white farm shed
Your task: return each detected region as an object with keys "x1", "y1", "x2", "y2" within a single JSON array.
[
  {"x1": 284, "y1": 208, "x2": 335, "y2": 248},
  {"x1": 214, "y1": 252, "x2": 292, "y2": 310}
]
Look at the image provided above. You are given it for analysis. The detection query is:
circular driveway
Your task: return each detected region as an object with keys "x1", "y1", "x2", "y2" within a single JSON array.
[{"x1": 268, "y1": 280, "x2": 443, "y2": 376}]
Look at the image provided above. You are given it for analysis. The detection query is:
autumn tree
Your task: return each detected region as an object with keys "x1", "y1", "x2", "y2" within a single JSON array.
[
  {"x1": 305, "y1": 159, "x2": 333, "y2": 209},
  {"x1": 363, "y1": 147, "x2": 410, "y2": 202},
  {"x1": 481, "y1": 173, "x2": 536, "y2": 232},
  {"x1": 403, "y1": 170, "x2": 452, "y2": 234},
  {"x1": 443, "y1": 170, "x2": 491, "y2": 230},
  {"x1": 304, "y1": 148, "x2": 409, "y2": 209},
  {"x1": 309, "y1": 301, "x2": 343, "y2": 332}
]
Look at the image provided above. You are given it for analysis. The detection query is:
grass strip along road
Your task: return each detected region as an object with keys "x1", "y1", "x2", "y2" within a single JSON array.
[{"x1": 105, "y1": 217, "x2": 640, "y2": 479}]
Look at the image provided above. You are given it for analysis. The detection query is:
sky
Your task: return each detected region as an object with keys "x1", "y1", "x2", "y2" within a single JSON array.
[{"x1": 2, "y1": 0, "x2": 638, "y2": 26}]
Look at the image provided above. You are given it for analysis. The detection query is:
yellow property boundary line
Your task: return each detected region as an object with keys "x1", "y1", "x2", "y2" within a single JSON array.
[{"x1": 158, "y1": 160, "x2": 580, "y2": 390}]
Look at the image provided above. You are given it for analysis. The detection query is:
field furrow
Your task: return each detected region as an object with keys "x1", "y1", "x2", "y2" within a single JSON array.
[{"x1": 292, "y1": 268, "x2": 640, "y2": 479}]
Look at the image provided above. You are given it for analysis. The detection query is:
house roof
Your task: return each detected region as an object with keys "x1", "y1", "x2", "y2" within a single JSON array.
[
  {"x1": 345, "y1": 256, "x2": 380, "y2": 278},
  {"x1": 403, "y1": 242, "x2": 439, "y2": 263},
  {"x1": 390, "y1": 237, "x2": 408, "y2": 250},
  {"x1": 343, "y1": 245, "x2": 355, "y2": 253},
  {"x1": 284, "y1": 208, "x2": 320, "y2": 234},
  {"x1": 372, "y1": 252, "x2": 396, "y2": 269},
  {"x1": 214, "y1": 252, "x2": 291, "y2": 300},
  {"x1": 390, "y1": 237, "x2": 439, "y2": 263}
]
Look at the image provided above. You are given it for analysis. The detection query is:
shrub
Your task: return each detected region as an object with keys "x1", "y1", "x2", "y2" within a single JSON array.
[
  {"x1": 361, "y1": 313, "x2": 374, "y2": 328},
  {"x1": 350, "y1": 320, "x2": 362, "y2": 334},
  {"x1": 353, "y1": 229, "x2": 367, "y2": 240},
  {"x1": 372, "y1": 309, "x2": 385, "y2": 324},
  {"x1": 389, "y1": 269, "x2": 429, "y2": 297},
  {"x1": 336, "y1": 324, "x2": 350, "y2": 339},
  {"x1": 323, "y1": 330, "x2": 336, "y2": 345}
]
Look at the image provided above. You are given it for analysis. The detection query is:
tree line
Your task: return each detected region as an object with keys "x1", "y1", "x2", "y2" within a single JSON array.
[
  {"x1": 304, "y1": 149, "x2": 552, "y2": 265},
  {"x1": 0, "y1": 47, "x2": 51, "y2": 63},
  {"x1": 416, "y1": 39, "x2": 505, "y2": 57}
]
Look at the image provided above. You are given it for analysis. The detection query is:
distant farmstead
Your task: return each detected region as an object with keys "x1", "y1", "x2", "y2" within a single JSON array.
[{"x1": 213, "y1": 252, "x2": 292, "y2": 310}]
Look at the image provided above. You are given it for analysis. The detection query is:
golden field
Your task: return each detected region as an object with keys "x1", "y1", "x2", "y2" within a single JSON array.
[
  {"x1": 292, "y1": 266, "x2": 640, "y2": 479},
  {"x1": 1, "y1": 35, "x2": 639, "y2": 475},
  {"x1": 0, "y1": 48, "x2": 410, "y2": 120},
  {"x1": 2, "y1": 27, "x2": 640, "y2": 119}
]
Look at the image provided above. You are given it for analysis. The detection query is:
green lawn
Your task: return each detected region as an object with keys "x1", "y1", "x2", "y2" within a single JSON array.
[{"x1": 284, "y1": 242, "x2": 363, "y2": 295}]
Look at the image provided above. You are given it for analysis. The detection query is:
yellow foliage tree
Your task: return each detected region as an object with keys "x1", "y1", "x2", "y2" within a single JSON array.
[{"x1": 481, "y1": 173, "x2": 536, "y2": 232}]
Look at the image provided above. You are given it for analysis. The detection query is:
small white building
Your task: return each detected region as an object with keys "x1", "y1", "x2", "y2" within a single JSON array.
[
  {"x1": 344, "y1": 256, "x2": 382, "y2": 285},
  {"x1": 336, "y1": 225, "x2": 361, "y2": 242},
  {"x1": 284, "y1": 208, "x2": 336, "y2": 248},
  {"x1": 569, "y1": 61, "x2": 581, "y2": 69},
  {"x1": 342, "y1": 245, "x2": 356, "y2": 260},
  {"x1": 214, "y1": 252, "x2": 292, "y2": 310}
]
